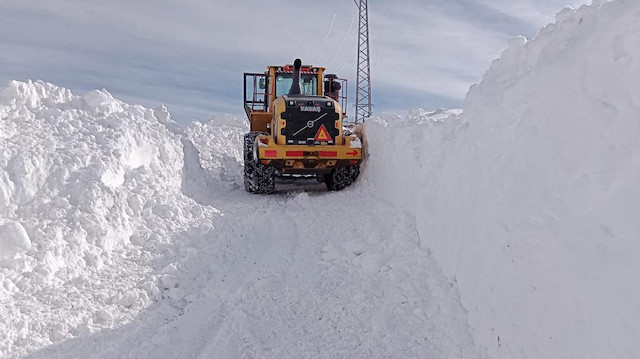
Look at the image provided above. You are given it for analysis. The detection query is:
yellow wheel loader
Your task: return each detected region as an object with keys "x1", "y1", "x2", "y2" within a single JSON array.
[{"x1": 243, "y1": 58, "x2": 362, "y2": 194}]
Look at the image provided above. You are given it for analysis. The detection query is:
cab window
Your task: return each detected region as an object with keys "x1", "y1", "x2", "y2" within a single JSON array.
[{"x1": 275, "y1": 74, "x2": 318, "y2": 96}]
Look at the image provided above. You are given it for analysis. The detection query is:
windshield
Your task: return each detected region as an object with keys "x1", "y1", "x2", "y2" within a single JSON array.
[{"x1": 275, "y1": 73, "x2": 318, "y2": 96}]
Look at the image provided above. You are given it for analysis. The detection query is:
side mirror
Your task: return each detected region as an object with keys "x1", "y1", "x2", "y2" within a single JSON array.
[{"x1": 259, "y1": 78, "x2": 266, "y2": 89}]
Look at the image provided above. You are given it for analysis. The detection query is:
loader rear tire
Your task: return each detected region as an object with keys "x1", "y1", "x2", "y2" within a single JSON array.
[
  {"x1": 244, "y1": 132, "x2": 275, "y2": 194},
  {"x1": 324, "y1": 165, "x2": 359, "y2": 191}
]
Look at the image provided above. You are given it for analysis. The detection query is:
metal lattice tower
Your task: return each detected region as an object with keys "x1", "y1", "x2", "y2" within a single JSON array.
[{"x1": 354, "y1": 0, "x2": 372, "y2": 123}]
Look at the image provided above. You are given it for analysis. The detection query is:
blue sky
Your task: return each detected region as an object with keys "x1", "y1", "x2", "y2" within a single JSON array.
[{"x1": 0, "y1": 0, "x2": 590, "y2": 124}]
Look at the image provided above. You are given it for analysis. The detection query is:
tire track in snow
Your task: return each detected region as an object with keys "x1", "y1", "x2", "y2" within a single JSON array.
[{"x1": 168, "y1": 188, "x2": 480, "y2": 358}]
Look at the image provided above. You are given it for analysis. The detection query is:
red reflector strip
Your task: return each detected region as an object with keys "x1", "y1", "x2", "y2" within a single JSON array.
[
  {"x1": 264, "y1": 150, "x2": 277, "y2": 158},
  {"x1": 350, "y1": 160, "x2": 358, "y2": 165},
  {"x1": 261, "y1": 160, "x2": 270, "y2": 165},
  {"x1": 286, "y1": 151, "x2": 304, "y2": 157},
  {"x1": 319, "y1": 151, "x2": 338, "y2": 157}
]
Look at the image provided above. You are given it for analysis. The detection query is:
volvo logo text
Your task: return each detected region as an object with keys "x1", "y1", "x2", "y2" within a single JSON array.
[{"x1": 300, "y1": 106, "x2": 321, "y2": 113}]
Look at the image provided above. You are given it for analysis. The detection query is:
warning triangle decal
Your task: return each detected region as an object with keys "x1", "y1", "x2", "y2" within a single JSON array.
[{"x1": 314, "y1": 125, "x2": 331, "y2": 141}]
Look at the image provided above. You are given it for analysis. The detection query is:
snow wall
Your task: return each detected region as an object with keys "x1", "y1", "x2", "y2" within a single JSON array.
[
  {"x1": 0, "y1": 80, "x2": 224, "y2": 356},
  {"x1": 364, "y1": 1, "x2": 640, "y2": 358}
]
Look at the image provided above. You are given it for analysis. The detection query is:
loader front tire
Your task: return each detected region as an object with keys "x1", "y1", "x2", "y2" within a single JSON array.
[
  {"x1": 243, "y1": 132, "x2": 275, "y2": 194},
  {"x1": 324, "y1": 165, "x2": 359, "y2": 191}
]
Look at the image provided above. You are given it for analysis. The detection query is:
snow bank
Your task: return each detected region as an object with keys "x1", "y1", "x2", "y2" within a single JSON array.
[
  {"x1": 186, "y1": 114, "x2": 246, "y2": 186},
  {"x1": 365, "y1": 1, "x2": 640, "y2": 358},
  {"x1": 0, "y1": 80, "x2": 219, "y2": 357}
]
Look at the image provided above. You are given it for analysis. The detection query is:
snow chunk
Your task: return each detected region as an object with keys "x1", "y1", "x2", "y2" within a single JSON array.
[
  {"x1": 0, "y1": 80, "x2": 74, "y2": 109},
  {"x1": 117, "y1": 290, "x2": 140, "y2": 308},
  {"x1": 0, "y1": 172, "x2": 14, "y2": 212},
  {"x1": 153, "y1": 105, "x2": 171, "y2": 125},
  {"x1": 100, "y1": 167, "x2": 126, "y2": 189},
  {"x1": 95, "y1": 309, "x2": 113, "y2": 324},
  {"x1": 6, "y1": 153, "x2": 49, "y2": 205},
  {"x1": 0, "y1": 222, "x2": 31, "y2": 261},
  {"x1": 83, "y1": 89, "x2": 124, "y2": 116},
  {"x1": 349, "y1": 136, "x2": 362, "y2": 149}
]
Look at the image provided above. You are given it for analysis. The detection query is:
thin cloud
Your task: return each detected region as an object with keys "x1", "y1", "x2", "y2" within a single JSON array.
[{"x1": 0, "y1": 0, "x2": 590, "y2": 123}]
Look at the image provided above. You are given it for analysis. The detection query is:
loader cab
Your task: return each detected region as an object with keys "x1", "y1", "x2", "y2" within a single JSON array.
[
  {"x1": 268, "y1": 65, "x2": 323, "y2": 104},
  {"x1": 244, "y1": 62, "x2": 348, "y2": 132}
]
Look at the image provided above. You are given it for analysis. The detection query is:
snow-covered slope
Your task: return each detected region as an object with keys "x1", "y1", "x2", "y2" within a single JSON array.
[
  {"x1": 0, "y1": 81, "x2": 479, "y2": 358},
  {"x1": 365, "y1": 1, "x2": 640, "y2": 358}
]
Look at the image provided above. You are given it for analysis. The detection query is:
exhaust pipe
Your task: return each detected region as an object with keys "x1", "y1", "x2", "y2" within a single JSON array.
[{"x1": 288, "y1": 58, "x2": 302, "y2": 96}]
